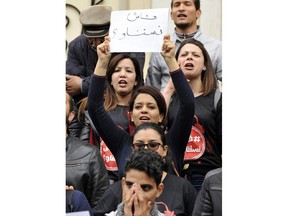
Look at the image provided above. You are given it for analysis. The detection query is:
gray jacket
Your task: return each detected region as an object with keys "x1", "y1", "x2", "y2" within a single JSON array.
[
  {"x1": 105, "y1": 202, "x2": 164, "y2": 216},
  {"x1": 192, "y1": 168, "x2": 222, "y2": 216}
]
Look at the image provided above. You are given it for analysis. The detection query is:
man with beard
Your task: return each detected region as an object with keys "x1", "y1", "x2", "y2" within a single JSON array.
[
  {"x1": 145, "y1": 0, "x2": 222, "y2": 91},
  {"x1": 66, "y1": 92, "x2": 109, "y2": 208}
]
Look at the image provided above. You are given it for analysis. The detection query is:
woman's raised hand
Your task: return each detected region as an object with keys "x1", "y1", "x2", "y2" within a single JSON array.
[
  {"x1": 161, "y1": 34, "x2": 179, "y2": 72},
  {"x1": 161, "y1": 34, "x2": 176, "y2": 59},
  {"x1": 96, "y1": 36, "x2": 111, "y2": 61}
]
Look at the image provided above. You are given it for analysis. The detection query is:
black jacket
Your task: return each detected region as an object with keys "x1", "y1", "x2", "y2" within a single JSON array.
[{"x1": 66, "y1": 135, "x2": 109, "y2": 208}]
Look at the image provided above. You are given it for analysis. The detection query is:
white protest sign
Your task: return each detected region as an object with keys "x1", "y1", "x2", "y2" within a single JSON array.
[
  {"x1": 66, "y1": 211, "x2": 90, "y2": 216},
  {"x1": 109, "y1": 8, "x2": 169, "y2": 52}
]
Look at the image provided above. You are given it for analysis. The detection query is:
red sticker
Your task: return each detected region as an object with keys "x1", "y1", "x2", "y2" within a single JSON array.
[
  {"x1": 184, "y1": 126, "x2": 206, "y2": 160},
  {"x1": 100, "y1": 140, "x2": 118, "y2": 171}
]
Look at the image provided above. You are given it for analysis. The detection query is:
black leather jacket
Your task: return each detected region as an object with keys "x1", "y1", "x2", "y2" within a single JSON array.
[
  {"x1": 66, "y1": 135, "x2": 109, "y2": 208},
  {"x1": 192, "y1": 168, "x2": 222, "y2": 216}
]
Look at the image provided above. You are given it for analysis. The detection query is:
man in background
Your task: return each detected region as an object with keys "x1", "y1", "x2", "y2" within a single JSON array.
[{"x1": 146, "y1": 0, "x2": 222, "y2": 91}]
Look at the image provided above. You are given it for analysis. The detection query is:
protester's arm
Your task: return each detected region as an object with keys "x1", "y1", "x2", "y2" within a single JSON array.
[
  {"x1": 161, "y1": 34, "x2": 195, "y2": 173},
  {"x1": 161, "y1": 78, "x2": 175, "y2": 111},
  {"x1": 87, "y1": 36, "x2": 131, "y2": 162}
]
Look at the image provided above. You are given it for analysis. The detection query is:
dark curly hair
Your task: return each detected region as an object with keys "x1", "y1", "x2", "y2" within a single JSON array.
[{"x1": 124, "y1": 149, "x2": 164, "y2": 186}]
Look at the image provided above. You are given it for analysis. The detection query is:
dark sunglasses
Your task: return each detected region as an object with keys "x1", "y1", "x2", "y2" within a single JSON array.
[{"x1": 132, "y1": 142, "x2": 163, "y2": 151}]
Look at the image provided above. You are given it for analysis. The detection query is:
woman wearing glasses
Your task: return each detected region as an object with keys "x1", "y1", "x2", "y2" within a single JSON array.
[
  {"x1": 93, "y1": 123, "x2": 197, "y2": 216},
  {"x1": 87, "y1": 34, "x2": 195, "y2": 179}
]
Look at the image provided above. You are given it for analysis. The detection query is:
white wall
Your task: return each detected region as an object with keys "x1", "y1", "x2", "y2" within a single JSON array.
[{"x1": 200, "y1": 0, "x2": 222, "y2": 40}]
